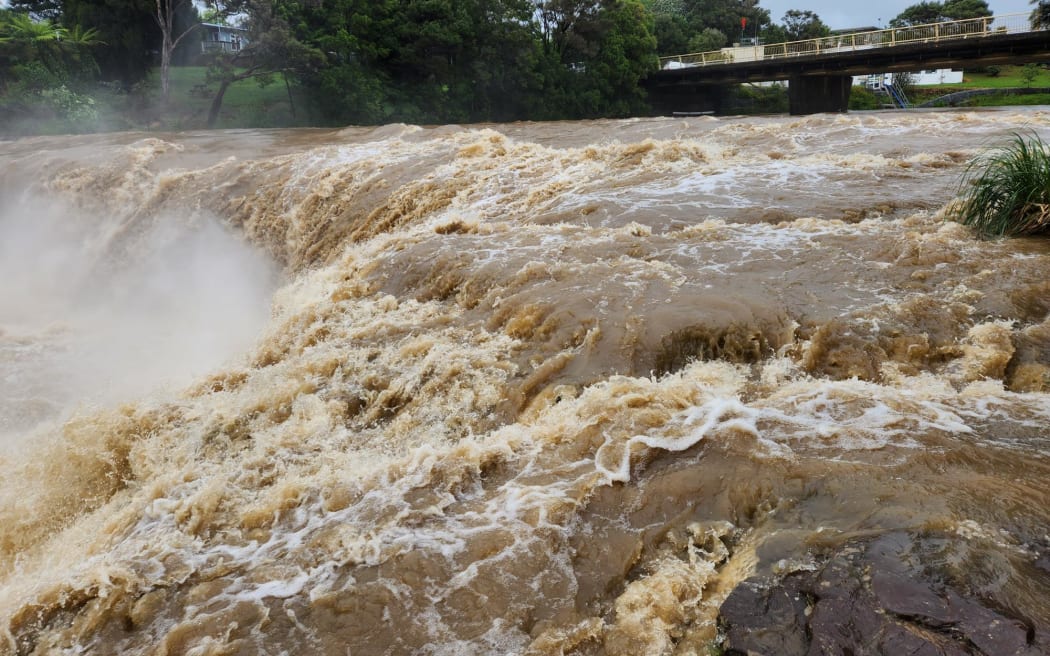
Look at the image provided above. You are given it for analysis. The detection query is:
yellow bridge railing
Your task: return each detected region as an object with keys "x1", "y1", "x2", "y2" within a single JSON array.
[{"x1": 658, "y1": 12, "x2": 1039, "y2": 70}]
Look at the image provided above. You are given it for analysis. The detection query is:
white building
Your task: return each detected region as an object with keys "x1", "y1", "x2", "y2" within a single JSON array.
[{"x1": 854, "y1": 69, "x2": 963, "y2": 87}]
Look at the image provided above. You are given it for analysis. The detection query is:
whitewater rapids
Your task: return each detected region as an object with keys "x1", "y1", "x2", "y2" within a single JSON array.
[{"x1": 1, "y1": 110, "x2": 1049, "y2": 655}]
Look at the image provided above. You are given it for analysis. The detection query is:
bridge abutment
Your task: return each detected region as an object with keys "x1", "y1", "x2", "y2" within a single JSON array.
[{"x1": 788, "y1": 75, "x2": 853, "y2": 115}]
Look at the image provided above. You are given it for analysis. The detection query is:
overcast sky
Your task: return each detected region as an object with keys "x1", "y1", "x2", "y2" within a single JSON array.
[{"x1": 761, "y1": 0, "x2": 1034, "y2": 30}]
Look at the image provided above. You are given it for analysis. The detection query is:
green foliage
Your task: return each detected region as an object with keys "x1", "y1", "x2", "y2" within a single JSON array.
[
  {"x1": 652, "y1": 12, "x2": 691, "y2": 54},
  {"x1": 848, "y1": 86, "x2": 881, "y2": 110},
  {"x1": 729, "y1": 83, "x2": 787, "y2": 113},
  {"x1": 890, "y1": 0, "x2": 990, "y2": 27},
  {"x1": 39, "y1": 83, "x2": 98, "y2": 121},
  {"x1": 985, "y1": 65, "x2": 1001, "y2": 77},
  {"x1": 575, "y1": 0, "x2": 658, "y2": 117},
  {"x1": 942, "y1": 0, "x2": 992, "y2": 20},
  {"x1": 954, "y1": 133, "x2": 1050, "y2": 237},
  {"x1": 1032, "y1": 1, "x2": 1050, "y2": 29},
  {"x1": 0, "y1": 60, "x2": 99, "y2": 134},
  {"x1": 962, "y1": 92, "x2": 1050, "y2": 107},
  {"x1": 682, "y1": 0, "x2": 769, "y2": 45},
  {"x1": 687, "y1": 27, "x2": 726, "y2": 52},
  {"x1": 4, "y1": 0, "x2": 662, "y2": 130},
  {"x1": 892, "y1": 71, "x2": 916, "y2": 98},
  {"x1": 642, "y1": 0, "x2": 684, "y2": 13},
  {"x1": 1021, "y1": 63, "x2": 1041, "y2": 87},
  {"x1": 648, "y1": 0, "x2": 768, "y2": 53},
  {"x1": 0, "y1": 9, "x2": 104, "y2": 131},
  {"x1": 200, "y1": 0, "x2": 323, "y2": 126},
  {"x1": 292, "y1": 0, "x2": 657, "y2": 125},
  {"x1": 779, "y1": 9, "x2": 830, "y2": 41}
]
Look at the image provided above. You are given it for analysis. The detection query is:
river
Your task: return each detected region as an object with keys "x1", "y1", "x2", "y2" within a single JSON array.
[{"x1": 1, "y1": 110, "x2": 1049, "y2": 655}]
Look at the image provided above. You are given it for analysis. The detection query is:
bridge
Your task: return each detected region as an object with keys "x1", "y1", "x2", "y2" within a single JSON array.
[{"x1": 645, "y1": 12, "x2": 1050, "y2": 115}]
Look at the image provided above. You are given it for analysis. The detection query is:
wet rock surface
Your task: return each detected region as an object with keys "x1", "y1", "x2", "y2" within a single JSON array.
[{"x1": 719, "y1": 531, "x2": 1050, "y2": 656}]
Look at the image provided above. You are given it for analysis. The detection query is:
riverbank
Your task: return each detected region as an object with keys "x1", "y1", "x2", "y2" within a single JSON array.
[{"x1": 5, "y1": 64, "x2": 1050, "y2": 137}]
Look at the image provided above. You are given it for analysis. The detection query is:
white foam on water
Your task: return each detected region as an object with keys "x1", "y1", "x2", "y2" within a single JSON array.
[{"x1": 595, "y1": 397, "x2": 759, "y2": 484}]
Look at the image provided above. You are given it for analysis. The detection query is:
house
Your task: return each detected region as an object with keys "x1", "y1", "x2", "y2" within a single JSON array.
[
  {"x1": 854, "y1": 69, "x2": 964, "y2": 87},
  {"x1": 200, "y1": 23, "x2": 248, "y2": 55}
]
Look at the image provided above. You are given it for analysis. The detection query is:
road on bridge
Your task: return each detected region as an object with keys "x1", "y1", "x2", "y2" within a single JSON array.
[{"x1": 645, "y1": 12, "x2": 1050, "y2": 115}]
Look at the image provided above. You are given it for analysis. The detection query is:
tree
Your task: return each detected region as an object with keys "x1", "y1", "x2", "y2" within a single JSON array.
[
  {"x1": 889, "y1": 0, "x2": 990, "y2": 27},
  {"x1": 681, "y1": 0, "x2": 769, "y2": 46},
  {"x1": 535, "y1": 0, "x2": 606, "y2": 63},
  {"x1": 62, "y1": 0, "x2": 157, "y2": 87},
  {"x1": 641, "y1": 0, "x2": 683, "y2": 12},
  {"x1": 941, "y1": 0, "x2": 991, "y2": 20},
  {"x1": 203, "y1": 0, "x2": 323, "y2": 127},
  {"x1": 686, "y1": 27, "x2": 725, "y2": 52},
  {"x1": 0, "y1": 11, "x2": 101, "y2": 80},
  {"x1": 1021, "y1": 62, "x2": 1041, "y2": 87},
  {"x1": 890, "y1": 2, "x2": 945, "y2": 26},
  {"x1": 154, "y1": 0, "x2": 200, "y2": 103},
  {"x1": 0, "y1": 10, "x2": 103, "y2": 133},
  {"x1": 780, "y1": 9, "x2": 829, "y2": 41},
  {"x1": 573, "y1": 0, "x2": 657, "y2": 116},
  {"x1": 1031, "y1": 0, "x2": 1050, "y2": 29},
  {"x1": 652, "y1": 12, "x2": 690, "y2": 54}
]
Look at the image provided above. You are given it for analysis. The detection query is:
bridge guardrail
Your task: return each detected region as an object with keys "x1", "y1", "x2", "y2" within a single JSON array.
[{"x1": 658, "y1": 12, "x2": 1038, "y2": 70}]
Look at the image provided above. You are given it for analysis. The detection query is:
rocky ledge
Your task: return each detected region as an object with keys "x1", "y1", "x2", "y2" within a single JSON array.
[{"x1": 718, "y1": 531, "x2": 1050, "y2": 656}]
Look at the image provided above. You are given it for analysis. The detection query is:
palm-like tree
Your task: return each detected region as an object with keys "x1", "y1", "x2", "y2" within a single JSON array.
[
  {"x1": 0, "y1": 12, "x2": 66, "y2": 45},
  {"x1": 0, "y1": 12, "x2": 103, "y2": 88},
  {"x1": 1032, "y1": 0, "x2": 1050, "y2": 29}
]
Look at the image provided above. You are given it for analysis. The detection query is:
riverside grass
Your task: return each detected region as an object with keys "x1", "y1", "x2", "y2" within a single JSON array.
[{"x1": 955, "y1": 133, "x2": 1050, "y2": 238}]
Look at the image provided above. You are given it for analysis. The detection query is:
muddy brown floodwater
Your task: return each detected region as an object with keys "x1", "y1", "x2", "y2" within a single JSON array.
[{"x1": 1, "y1": 110, "x2": 1049, "y2": 655}]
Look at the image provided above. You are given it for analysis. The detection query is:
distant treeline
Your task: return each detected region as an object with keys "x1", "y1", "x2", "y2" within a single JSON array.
[{"x1": 0, "y1": 0, "x2": 1006, "y2": 132}]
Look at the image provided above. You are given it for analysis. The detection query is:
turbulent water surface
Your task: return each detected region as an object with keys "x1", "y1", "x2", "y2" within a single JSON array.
[{"x1": 1, "y1": 110, "x2": 1049, "y2": 655}]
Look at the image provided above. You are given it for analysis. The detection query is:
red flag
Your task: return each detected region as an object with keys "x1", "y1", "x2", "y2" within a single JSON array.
[{"x1": 741, "y1": 17, "x2": 748, "y2": 30}]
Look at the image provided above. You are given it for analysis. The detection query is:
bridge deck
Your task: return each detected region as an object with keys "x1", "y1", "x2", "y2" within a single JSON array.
[{"x1": 652, "y1": 12, "x2": 1049, "y2": 85}]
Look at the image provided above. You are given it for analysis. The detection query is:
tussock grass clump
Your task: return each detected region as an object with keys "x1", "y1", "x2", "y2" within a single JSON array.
[{"x1": 955, "y1": 132, "x2": 1050, "y2": 238}]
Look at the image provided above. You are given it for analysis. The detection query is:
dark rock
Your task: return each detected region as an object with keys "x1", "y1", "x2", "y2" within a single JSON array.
[
  {"x1": 720, "y1": 579, "x2": 810, "y2": 655},
  {"x1": 718, "y1": 531, "x2": 1048, "y2": 656}
]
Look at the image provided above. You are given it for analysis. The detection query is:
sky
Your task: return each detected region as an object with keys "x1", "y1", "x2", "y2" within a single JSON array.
[{"x1": 760, "y1": 0, "x2": 1035, "y2": 30}]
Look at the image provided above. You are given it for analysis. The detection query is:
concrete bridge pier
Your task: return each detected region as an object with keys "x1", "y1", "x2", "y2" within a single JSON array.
[{"x1": 789, "y1": 75, "x2": 853, "y2": 115}]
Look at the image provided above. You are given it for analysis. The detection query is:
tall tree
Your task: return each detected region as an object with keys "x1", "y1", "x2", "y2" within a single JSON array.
[
  {"x1": 681, "y1": 0, "x2": 769, "y2": 46},
  {"x1": 154, "y1": 0, "x2": 199, "y2": 103},
  {"x1": 575, "y1": 0, "x2": 657, "y2": 116},
  {"x1": 293, "y1": 0, "x2": 400, "y2": 124},
  {"x1": 889, "y1": 1, "x2": 944, "y2": 26},
  {"x1": 202, "y1": 0, "x2": 323, "y2": 127},
  {"x1": 0, "y1": 11, "x2": 100, "y2": 79},
  {"x1": 535, "y1": 0, "x2": 606, "y2": 62},
  {"x1": 889, "y1": 0, "x2": 990, "y2": 27},
  {"x1": 942, "y1": 0, "x2": 991, "y2": 20},
  {"x1": 1032, "y1": 0, "x2": 1050, "y2": 29},
  {"x1": 780, "y1": 9, "x2": 830, "y2": 41},
  {"x1": 62, "y1": 0, "x2": 157, "y2": 86},
  {"x1": 686, "y1": 27, "x2": 725, "y2": 52}
]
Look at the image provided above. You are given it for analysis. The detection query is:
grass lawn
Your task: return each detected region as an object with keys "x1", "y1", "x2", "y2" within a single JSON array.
[
  {"x1": 892, "y1": 65, "x2": 1050, "y2": 107},
  {"x1": 146, "y1": 66, "x2": 314, "y2": 130},
  {"x1": 956, "y1": 64, "x2": 1050, "y2": 88}
]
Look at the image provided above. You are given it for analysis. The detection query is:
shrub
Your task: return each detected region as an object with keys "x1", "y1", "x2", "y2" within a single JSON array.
[
  {"x1": 730, "y1": 84, "x2": 788, "y2": 114},
  {"x1": 848, "y1": 86, "x2": 880, "y2": 110},
  {"x1": 1021, "y1": 63, "x2": 1041, "y2": 88},
  {"x1": 954, "y1": 133, "x2": 1050, "y2": 237}
]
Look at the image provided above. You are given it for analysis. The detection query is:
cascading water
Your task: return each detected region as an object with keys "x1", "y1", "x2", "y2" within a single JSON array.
[{"x1": 1, "y1": 111, "x2": 1049, "y2": 655}]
